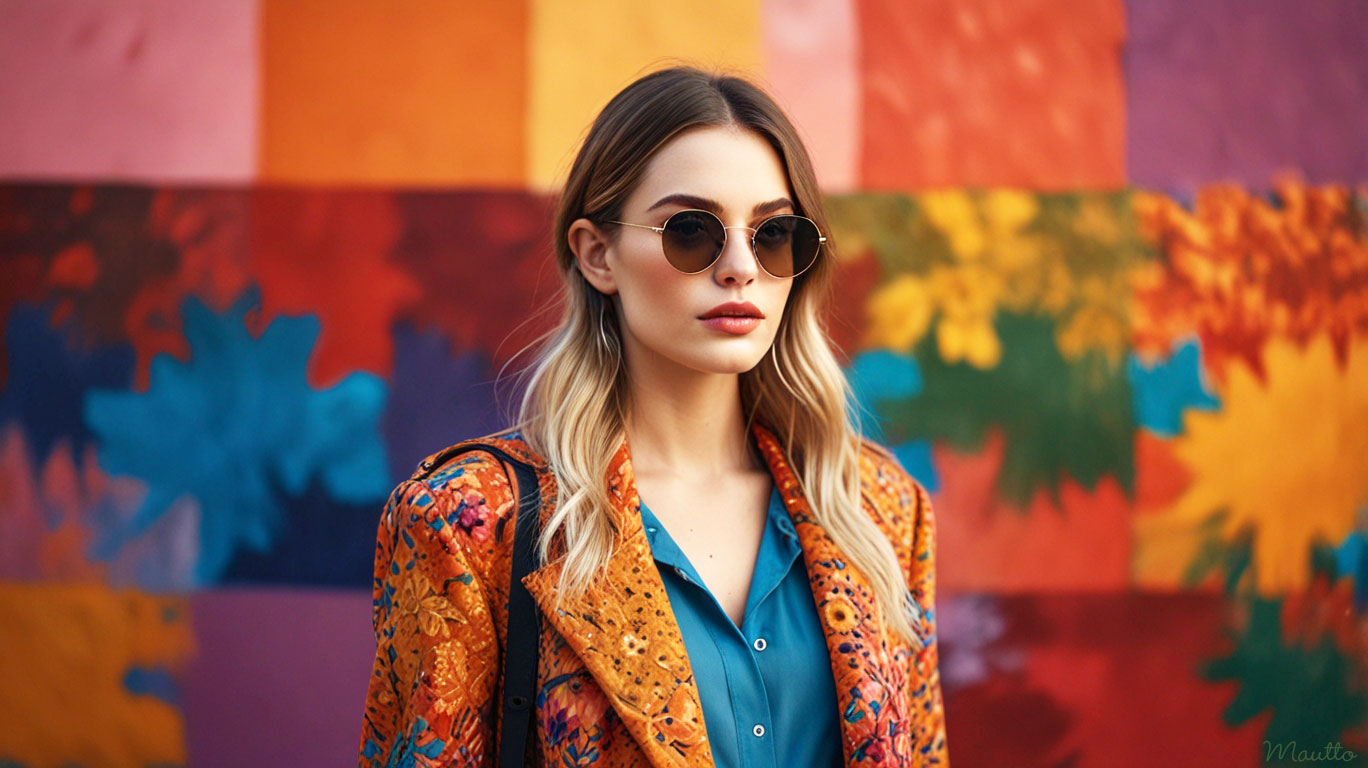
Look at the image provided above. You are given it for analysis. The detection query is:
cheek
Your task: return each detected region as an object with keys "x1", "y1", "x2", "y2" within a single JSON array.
[
  {"x1": 774, "y1": 282, "x2": 795, "y2": 312},
  {"x1": 616, "y1": 253, "x2": 695, "y2": 330},
  {"x1": 638, "y1": 248, "x2": 688, "y2": 286},
  {"x1": 764, "y1": 283, "x2": 795, "y2": 326}
]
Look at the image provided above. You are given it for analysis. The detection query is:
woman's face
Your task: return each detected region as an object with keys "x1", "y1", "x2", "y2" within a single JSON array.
[{"x1": 572, "y1": 125, "x2": 799, "y2": 377}]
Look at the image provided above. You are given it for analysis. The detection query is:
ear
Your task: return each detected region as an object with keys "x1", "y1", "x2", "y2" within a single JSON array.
[{"x1": 568, "y1": 218, "x2": 618, "y2": 295}]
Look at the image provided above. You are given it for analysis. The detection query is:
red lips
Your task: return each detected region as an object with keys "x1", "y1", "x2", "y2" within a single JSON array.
[{"x1": 699, "y1": 301, "x2": 764, "y2": 319}]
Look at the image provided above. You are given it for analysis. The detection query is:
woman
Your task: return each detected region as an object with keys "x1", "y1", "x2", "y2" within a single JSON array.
[{"x1": 360, "y1": 65, "x2": 948, "y2": 767}]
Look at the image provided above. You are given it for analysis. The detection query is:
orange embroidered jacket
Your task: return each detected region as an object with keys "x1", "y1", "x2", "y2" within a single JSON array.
[{"x1": 359, "y1": 420, "x2": 948, "y2": 767}]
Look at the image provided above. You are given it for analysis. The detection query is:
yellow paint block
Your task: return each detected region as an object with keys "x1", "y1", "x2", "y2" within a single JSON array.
[
  {"x1": 527, "y1": 0, "x2": 765, "y2": 190},
  {"x1": 1133, "y1": 334, "x2": 1368, "y2": 594},
  {"x1": 0, "y1": 582, "x2": 193, "y2": 767}
]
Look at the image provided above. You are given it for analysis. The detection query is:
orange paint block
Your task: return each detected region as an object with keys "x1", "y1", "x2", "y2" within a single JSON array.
[
  {"x1": 259, "y1": 0, "x2": 528, "y2": 186},
  {"x1": 856, "y1": 0, "x2": 1126, "y2": 190}
]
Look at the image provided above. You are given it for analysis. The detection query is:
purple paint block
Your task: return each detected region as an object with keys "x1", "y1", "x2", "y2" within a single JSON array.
[
  {"x1": 185, "y1": 587, "x2": 374, "y2": 768},
  {"x1": 1126, "y1": 0, "x2": 1368, "y2": 192}
]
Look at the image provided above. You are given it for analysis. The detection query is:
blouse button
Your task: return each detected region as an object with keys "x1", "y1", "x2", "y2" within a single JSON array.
[
  {"x1": 674, "y1": 566, "x2": 690, "y2": 583},
  {"x1": 752, "y1": 724, "x2": 765, "y2": 738},
  {"x1": 753, "y1": 637, "x2": 767, "y2": 652}
]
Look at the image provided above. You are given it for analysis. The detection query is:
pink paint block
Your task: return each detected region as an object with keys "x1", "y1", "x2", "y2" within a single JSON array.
[
  {"x1": 0, "y1": 1, "x2": 257, "y2": 183},
  {"x1": 761, "y1": 0, "x2": 860, "y2": 192}
]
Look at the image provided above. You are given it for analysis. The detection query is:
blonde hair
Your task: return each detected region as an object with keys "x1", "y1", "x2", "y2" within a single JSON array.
[{"x1": 499, "y1": 64, "x2": 923, "y2": 649}]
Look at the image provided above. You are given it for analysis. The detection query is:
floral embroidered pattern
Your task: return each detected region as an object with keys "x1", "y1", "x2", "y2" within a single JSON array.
[{"x1": 359, "y1": 422, "x2": 948, "y2": 766}]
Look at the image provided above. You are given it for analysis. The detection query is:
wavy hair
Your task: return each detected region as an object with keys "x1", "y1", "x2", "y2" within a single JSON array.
[{"x1": 500, "y1": 64, "x2": 923, "y2": 649}]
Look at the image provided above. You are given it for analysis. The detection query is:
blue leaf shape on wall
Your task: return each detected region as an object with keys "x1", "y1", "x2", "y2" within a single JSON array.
[{"x1": 83, "y1": 287, "x2": 390, "y2": 586}]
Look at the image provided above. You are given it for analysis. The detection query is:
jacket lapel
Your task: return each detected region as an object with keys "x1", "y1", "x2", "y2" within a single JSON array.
[
  {"x1": 519, "y1": 421, "x2": 905, "y2": 767},
  {"x1": 751, "y1": 423, "x2": 910, "y2": 764},
  {"x1": 520, "y1": 431, "x2": 714, "y2": 768}
]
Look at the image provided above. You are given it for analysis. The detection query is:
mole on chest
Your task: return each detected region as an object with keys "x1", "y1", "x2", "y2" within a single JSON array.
[{"x1": 646, "y1": 481, "x2": 772, "y2": 627}]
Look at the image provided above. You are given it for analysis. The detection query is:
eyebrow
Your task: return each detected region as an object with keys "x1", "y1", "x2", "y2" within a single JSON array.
[{"x1": 645, "y1": 193, "x2": 795, "y2": 219}]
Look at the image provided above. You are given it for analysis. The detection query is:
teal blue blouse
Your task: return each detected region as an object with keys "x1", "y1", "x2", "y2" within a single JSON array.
[{"x1": 638, "y1": 482, "x2": 844, "y2": 768}]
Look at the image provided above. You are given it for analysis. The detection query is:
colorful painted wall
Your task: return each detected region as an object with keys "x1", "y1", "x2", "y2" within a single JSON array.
[{"x1": 1, "y1": 1, "x2": 1365, "y2": 766}]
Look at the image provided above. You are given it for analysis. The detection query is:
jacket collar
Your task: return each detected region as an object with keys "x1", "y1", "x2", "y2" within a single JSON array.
[{"x1": 518, "y1": 420, "x2": 903, "y2": 767}]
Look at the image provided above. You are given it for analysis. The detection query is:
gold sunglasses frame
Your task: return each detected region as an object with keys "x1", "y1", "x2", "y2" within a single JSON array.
[{"x1": 607, "y1": 208, "x2": 826, "y2": 279}]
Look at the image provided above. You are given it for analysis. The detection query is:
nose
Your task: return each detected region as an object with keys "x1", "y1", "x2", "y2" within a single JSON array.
[{"x1": 712, "y1": 224, "x2": 760, "y2": 284}]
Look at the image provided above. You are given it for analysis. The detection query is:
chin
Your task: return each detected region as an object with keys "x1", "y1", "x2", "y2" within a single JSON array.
[{"x1": 697, "y1": 350, "x2": 767, "y2": 375}]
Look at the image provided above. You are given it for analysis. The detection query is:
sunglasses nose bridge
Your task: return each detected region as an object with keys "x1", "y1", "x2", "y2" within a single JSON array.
[{"x1": 714, "y1": 224, "x2": 765, "y2": 273}]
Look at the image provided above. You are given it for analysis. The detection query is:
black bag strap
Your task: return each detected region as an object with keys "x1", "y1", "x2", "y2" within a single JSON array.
[{"x1": 419, "y1": 442, "x2": 542, "y2": 767}]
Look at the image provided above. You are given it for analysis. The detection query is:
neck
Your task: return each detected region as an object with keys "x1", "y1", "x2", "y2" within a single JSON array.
[{"x1": 622, "y1": 377, "x2": 762, "y2": 481}]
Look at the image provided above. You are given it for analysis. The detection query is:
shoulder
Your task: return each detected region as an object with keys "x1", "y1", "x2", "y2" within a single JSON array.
[
  {"x1": 387, "y1": 428, "x2": 546, "y2": 562},
  {"x1": 407, "y1": 426, "x2": 547, "y2": 484}
]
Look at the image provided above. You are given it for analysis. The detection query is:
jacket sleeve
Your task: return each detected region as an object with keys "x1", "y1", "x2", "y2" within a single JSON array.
[
  {"x1": 907, "y1": 477, "x2": 950, "y2": 764},
  {"x1": 359, "y1": 478, "x2": 501, "y2": 767}
]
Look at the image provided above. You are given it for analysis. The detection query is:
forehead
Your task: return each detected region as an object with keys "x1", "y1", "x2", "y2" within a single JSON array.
[{"x1": 626, "y1": 126, "x2": 792, "y2": 215}]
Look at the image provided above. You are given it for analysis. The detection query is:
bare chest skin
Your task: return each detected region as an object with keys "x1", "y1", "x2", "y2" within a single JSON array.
[{"x1": 634, "y1": 468, "x2": 773, "y2": 629}]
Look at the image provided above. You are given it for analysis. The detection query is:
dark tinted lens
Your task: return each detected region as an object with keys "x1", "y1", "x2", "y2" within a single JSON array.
[
  {"x1": 661, "y1": 210, "x2": 725, "y2": 272},
  {"x1": 753, "y1": 215, "x2": 820, "y2": 277}
]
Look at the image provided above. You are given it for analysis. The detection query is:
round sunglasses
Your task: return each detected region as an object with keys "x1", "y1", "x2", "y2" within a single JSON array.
[{"x1": 607, "y1": 209, "x2": 825, "y2": 279}]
